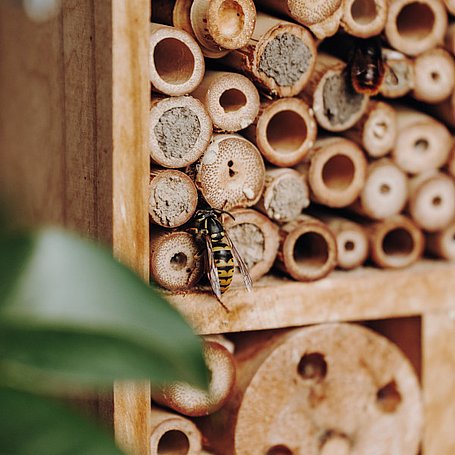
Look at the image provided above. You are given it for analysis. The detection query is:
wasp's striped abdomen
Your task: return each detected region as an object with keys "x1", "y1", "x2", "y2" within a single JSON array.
[{"x1": 212, "y1": 236, "x2": 235, "y2": 294}]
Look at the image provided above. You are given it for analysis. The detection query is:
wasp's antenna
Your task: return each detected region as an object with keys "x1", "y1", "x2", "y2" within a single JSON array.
[{"x1": 214, "y1": 208, "x2": 236, "y2": 221}]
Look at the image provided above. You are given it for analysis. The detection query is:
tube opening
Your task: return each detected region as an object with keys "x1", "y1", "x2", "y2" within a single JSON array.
[
  {"x1": 298, "y1": 352, "x2": 328, "y2": 381},
  {"x1": 217, "y1": 1, "x2": 245, "y2": 39},
  {"x1": 380, "y1": 183, "x2": 391, "y2": 194},
  {"x1": 219, "y1": 88, "x2": 247, "y2": 113},
  {"x1": 154, "y1": 38, "x2": 195, "y2": 85},
  {"x1": 382, "y1": 228, "x2": 414, "y2": 257},
  {"x1": 266, "y1": 445, "x2": 293, "y2": 455},
  {"x1": 414, "y1": 138, "x2": 429, "y2": 153},
  {"x1": 266, "y1": 110, "x2": 307, "y2": 153},
  {"x1": 351, "y1": 0, "x2": 377, "y2": 25},
  {"x1": 170, "y1": 252, "x2": 188, "y2": 271},
  {"x1": 431, "y1": 71, "x2": 440, "y2": 82},
  {"x1": 294, "y1": 232, "x2": 329, "y2": 270},
  {"x1": 322, "y1": 155, "x2": 355, "y2": 191},
  {"x1": 376, "y1": 380, "x2": 402, "y2": 413},
  {"x1": 344, "y1": 240, "x2": 355, "y2": 252},
  {"x1": 396, "y1": 3, "x2": 435, "y2": 41},
  {"x1": 157, "y1": 430, "x2": 190, "y2": 455},
  {"x1": 432, "y1": 195, "x2": 442, "y2": 207}
]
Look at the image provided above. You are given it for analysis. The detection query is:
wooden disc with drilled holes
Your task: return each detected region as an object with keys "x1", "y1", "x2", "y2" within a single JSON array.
[
  {"x1": 379, "y1": 48, "x2": 415, "y2": 98},
  {"x1": 341, "y1": 0, "x2": 388, "y2": 38},
  {"x1": 224, "y1": 208, "x2": 280, "y2": 282},
  {"x1": 198, "y1": 324, "x2": 422, "y2": 455},
  {"x1": 243, "y1": 97, "x2": 317, "y2": 167},
  {"x1": 152, "y1": 341, "x2": 236, "y2": 417}
]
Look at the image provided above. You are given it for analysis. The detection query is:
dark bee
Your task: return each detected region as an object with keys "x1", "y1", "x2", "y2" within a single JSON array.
[
  {"x1": 190, "y1": 208, "x2": 252, "y2": 309},
  {"x1": 347, "y1": 36, "x2": 397, "y2": 95}
]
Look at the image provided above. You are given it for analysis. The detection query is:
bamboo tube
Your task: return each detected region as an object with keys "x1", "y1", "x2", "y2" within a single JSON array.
[
  {"x1": 412, "y1": 48, "x2": 455, "y2": 104},
  {"x1": 149, "y1": 169, "x2": 198, "y2": 228},
  {"x1": 242, "y1": 97, "x2": 317, "y2": 167},
  {"x1": 275, "y1": 215, "x2": 337, "y2": 281},
  {"x1": 385, "y1": 0, "x2": 448, "y2": 57},
  {"x1": 198, "y1": 324, "x2": 422, "y2": 455},
  {"x1": 299, "y1": 53, "x2": 369, "y2": 132},
  {"x1": 366, "y1": 215, "x2": 424, "y2": 269},
  {"x1": 392, "y1": 106, "x2": 452, "y2": 175},
  {"x1": 150, "y1": 230, "x2": 203, "y2": 291},
  {"x1": 379, "y1": 49, "x2": 415, "y2": 98},
  {"x1": 223, "y1": 208, "x2": 280, "y2": 282},
  {"x1": 426, "y1": 221, "x2": 455, "y2": 260},
  {"x1": 152, "y1": 341, "x2": 236, "y2": 417},
  {"x1": 296, "y1": 137, "x2": 367, "y2": 208},
  {"x1": 445, "y1": 22, "x2": 455, "y2": 55},
  {"x1": 341, "y1": 0, "x2": 388, "y2": 38},
  {"x1": 221, "y1": 12, "x2": 317, "y2": 97},
  {"x1": 430, "y1": 89, "x2": 455, "y2": 128},
  {"x1": 195, "y1": 134, "x2": 265, "y2": 211},
  {"x1": 191, "y1": 71, "x2": 260, "y2": 133},
  {"x1": 447, "y1": 140, "x2": 455, "y2": 178},
  {"x1": 203, "y1": 335, "x2": 235, "y2": 354},
  {"x1": 255, "y1": 168, "x2": 310, "y2": 223},
  {"x1": 408, "y1": 171, "x2": 455, "y2": 232},
  {"x1": 149, "y1": 96, "x2": 212, "y2": 169},
  {"x1": 351, "y1": 159, "x2": 408, "y2": 220},
  {"x1": 150, "y1": 23, "x2": 205, "y2": 96},
  {"x1": 343, "y1": 101, "x2": 397, "y2": 158},
  {"x1": 149, "y1": 408, "x2": 202, "y2": 455},
  {"x1": 444, "y1": 0, "x2": 455, "y2": 15},
  {"x1": 253, "y1": 0, "x2": 343, "y2": 39}
]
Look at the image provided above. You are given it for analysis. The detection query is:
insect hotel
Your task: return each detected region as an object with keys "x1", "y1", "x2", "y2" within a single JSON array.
[{"x1": 2, "y1": 0, "x2": 455, "y2": 453}]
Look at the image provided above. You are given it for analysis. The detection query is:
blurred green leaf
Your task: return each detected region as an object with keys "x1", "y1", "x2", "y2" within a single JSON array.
[
  {"x1": 0, "y1": 228, "x2": 208, "y2": 391},
  {"x1": 0, "y1": 386, "x2": 123, "y2": 455}
]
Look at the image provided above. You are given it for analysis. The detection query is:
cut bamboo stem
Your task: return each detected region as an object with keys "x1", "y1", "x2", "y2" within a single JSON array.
[
  {"x1": 275, "y1": 215, "x2": 337, "y2": 281},
  {"x1": 256, "y1": 168, "x2": 310, "y2": 223},
  {"x1": 444, "y1": 0, "x2": 455, "y2": 15},
  {"x1": 224, "y1": 208, "x2": 280, "y2": 282},
  {"x1": 412, "y1": 48, "x2": 455, "y2": 104},
  {"x1": 149, "y1": 169, "x2": 198, "y2": 228},
  {"x1": 392, "y1": 106, "x2": 452, "y2": 174},
  {"x1": 299, "y1": 53, "x2": 369, "y2": 132},
  {"x1": 150, "y1": 230, "x2": 203, "y2": 291},
  {"x1": 430, "y1": 90, "x2": 455, "y2": 128},
  {"x1": 152, "y1": 341, "x2": 236, "y2": 417},
  {"x1": 343, "y1": 101, "x2": 397, "y2": 158},
  {"x1": 447, "y1": 140, "x2": 455, "y2": 178},
  {"x1": 366, "y1": 215, "x2": 424, "y2": 269},
  {"x1": 379, "y1": 48, "x2": 415, "y2": 98},
  {"x1": 191, "y1": 71, "x2": 260, "y2": 133},
  {"x1": 149, "y1": 408, "x2": 202, "y2": 455},
  {"x1": 195, "y1": 134, "x2": 265, "y2": 211},
  {"x1": 149, "y1": 96, "x2": 212, "y2": 168},
  {"x1": 221, "y1": 12, "x2": 317, "y2": 97},
  {"x1": 408, "y1": 171, "x2": 455, "y2": 232},
  {"x1": 385, "y1": 0, "x2": 448, "y2": 57},
  {"x1": 150, "y1": 23, "x2": 205, "y2": 96},
  {"x1": 242, "y1": 97, "x2": 317, "y2": 167},
  {"x1": 341, "y1": 0, "x2": 388, "y2": 38},
  {"x1": 253, "y1": 0, "x2": 343, "y2": 39},
  {"x1": 202, "y1": 335, "x2": 235, "y2": 354},
  {"x1": 445, "y1": 22, "x2": 455, "y2": 55},
  {"x1": 296, "y1": 137, "x2": 367, "y2": 208},
  {"x1": 426, "y1": 221, "x2": 455, "y2": 260},
  {"x1": 351, "y1": 158, "x2": 408, "y2": 220},
  {"x1": 198, "y1": 324, "x2": 422, "y2": 455}
]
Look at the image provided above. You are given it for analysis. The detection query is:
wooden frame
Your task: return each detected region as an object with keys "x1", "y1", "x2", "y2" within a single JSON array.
[{"x1": 1, "y1": 1, "x2": 455, "y2": 454}]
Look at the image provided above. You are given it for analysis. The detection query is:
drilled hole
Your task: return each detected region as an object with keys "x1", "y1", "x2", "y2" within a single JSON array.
[
  {"x1": 217, "y1": 0, "x2": 245, "y2": 39},
  {"x1": 432, "y1": 195, "x2": 442, "y2": 207},
  {"x1": 344, "y1": 240, "x2": 355, "y2": 252},
  {"x1": 157, "y1": 430, "x2": 190, "y2": 455},
  {"x1": 170, "y1": 252, "x2": 188, "y2": 271},
  {"x1": 380, "y1": 184, "x2": 391, "y2": 194},
  {"x1": 322, "y1": 155, "x2": 355, "y2": 191},
  {"x1": 376, "y1": 380, "x2": 402, "y2": 413},
  {"x1": 351, "y1": 0, "x2": 377, "y2": 25},
  {"x1": 298, "y1": 352, "x2": 328, "y2": 381},
  {"x1": 397, "y1": 3, "x2": 435, "y2": 41},
  {"x1": 266, "y1": 110, "x2": 307, "y2": 153},
  {"x1": 266, "y1": 445, "x2": 293, "y2": 455},
  {"x1": 293, "y1": 232, "x2": 329, "y2": 270},
  {"x1": 154, "y1": 38, "x2": 195, "y2": 85},
  {"x1": 382, "y1": 228, "x2": 414, "y2": 257},
  {"x1": 219, "y1": 88, "x2": 247, "y2": 113},
  {"x1": 414, "y1": 138, "x2": 429, "y2": 153}
]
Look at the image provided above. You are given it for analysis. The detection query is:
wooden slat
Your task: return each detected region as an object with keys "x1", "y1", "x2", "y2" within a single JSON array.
[{"x1": 167, "y1": 261, "x2": 455, "y2": 335}]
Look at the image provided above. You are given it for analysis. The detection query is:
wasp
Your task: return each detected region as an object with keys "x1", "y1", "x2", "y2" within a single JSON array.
[
  {"x1": 190, "y1": 208, "x2": 252, "y2": 310},
  {"x1": 346, "y1": 36, "x2": 398, "y2": 95}
]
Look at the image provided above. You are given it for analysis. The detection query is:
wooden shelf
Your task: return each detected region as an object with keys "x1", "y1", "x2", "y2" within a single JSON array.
[{"x1": 167, "y1": 260, "x2": 455, "y2": 335}]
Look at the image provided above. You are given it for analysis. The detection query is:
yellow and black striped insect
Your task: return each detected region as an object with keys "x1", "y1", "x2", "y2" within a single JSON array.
[{"x1": 190, "y1": 208, "x2": 252, "y2": 309}]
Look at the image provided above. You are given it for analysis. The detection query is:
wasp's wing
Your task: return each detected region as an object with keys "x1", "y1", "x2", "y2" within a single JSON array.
[
  {"x1": 224, "y1": 232, "x2": 253, "y2": 292},
  {"x1": 203, "y1": 235, "x2": 222, "y2": 301}
]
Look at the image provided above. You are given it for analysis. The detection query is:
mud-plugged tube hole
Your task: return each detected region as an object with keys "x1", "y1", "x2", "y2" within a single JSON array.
[
  {"x1": 154, "y1": 38, "x2": 195, "y2": 85},
  {"x1": 266, "y1": 110, "x2": 307, "y2": 153},
  {"x1": 298, "y1": 352, "x2": 328, "y2": 381},
  {"x1": 170, "y1": 253, "x2": 188, "y2": 271},
  {"x1": 382, "y1": 228, "x2": 414, "y2": 257},
  {"x1": 432, "y1": 195, "x2": 442, "y2": 207},
  {"x1": 266, "y1": 445, "x2": 293, "y2": 455},
  {"x1": 380, "y1": 184, "x2": 391, "y2": 194},
  {"x1": 344, "y1": 240, "x2": 355, "y2": 251},
  {"x1": 431, "y1": 71, "x2": 440, "y2": 82},
  {"x1": 351, "y1": 0, "x2": 377, "y2": 25},
  {"x1": 376, "y1": 380, "x2": 402, "y2": 413},
  {"x1": 157, "y1": 430, "x2": 190, "y2": 455},
  {"x1": 217, "y1": 0, "x2": 245, "y2": 39},
  {"x1": 414, "y1": 138, "x2": 429, "y2": 153},
  {"x1": 373, "y1": 121, "x2": 388, "y2": 139},
  {"x1": 219, "y1": 88, "x2": 247, "y2": 113},
  {"x1": 294, "y1": 233, "x2": 329, "y2": 270},
  {"x1": 322, "y1": 155, "x2": 355, "y2": 191},
  {"x1": 396, "y1": 3, "x2": 435, "y2": 41}
]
